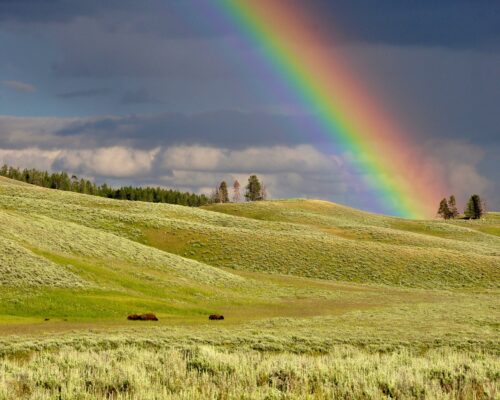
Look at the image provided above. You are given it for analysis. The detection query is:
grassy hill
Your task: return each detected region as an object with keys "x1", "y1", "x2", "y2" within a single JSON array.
[
  {"x1": 1, "y1": 177, "x2": 498, "y2": 293},
  {"x1": 0, "y1": 176, "x2": 498, "y2": 398},
  {"x1": 0, "y1": 175, "x2": 498, "y2": 323}
]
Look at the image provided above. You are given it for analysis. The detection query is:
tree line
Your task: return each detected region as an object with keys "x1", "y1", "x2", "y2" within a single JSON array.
[
  {"x1": 0, "y1": 165, "x2": 209, "y2": 207},
  {"x1": 211, "y1": 175, "x2": 267, "y2": 203},
  {"x1": 437, "y1": 194, "x2": 484, "y2": 220}
]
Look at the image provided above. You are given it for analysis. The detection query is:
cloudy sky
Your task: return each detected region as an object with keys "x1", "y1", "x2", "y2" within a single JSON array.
[{"x1": 0, "y1": 0, "x2": 498, "y2": 212}]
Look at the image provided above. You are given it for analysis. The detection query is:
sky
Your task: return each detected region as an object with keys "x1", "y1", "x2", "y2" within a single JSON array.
[{"x1": 0, "y1": 0, "x2": 498, "y2": 213}]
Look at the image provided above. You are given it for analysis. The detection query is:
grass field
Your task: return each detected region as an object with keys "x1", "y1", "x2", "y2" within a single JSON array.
[{"x1": 0, "y1": 176, "x2": 498, "y2": 399}]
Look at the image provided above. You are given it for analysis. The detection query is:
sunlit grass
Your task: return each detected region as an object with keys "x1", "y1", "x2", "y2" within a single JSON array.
[
  {"x1": 1, "y1": 345, "x2": 497, "y2": 400},
  {"x1": 0, "y1": 177, "x2": 498, "y2": 399},
  {"x1": 1, "y1": 176, "x2": 498, "y2": 291}
]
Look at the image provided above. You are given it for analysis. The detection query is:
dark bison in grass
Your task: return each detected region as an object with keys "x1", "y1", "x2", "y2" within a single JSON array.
[
  {"x1": 127, "y1": 313, "x2": 158, "y2": 321},
  {"x1": 209, "y1": 314, "x2": 224, "y2": 320}
]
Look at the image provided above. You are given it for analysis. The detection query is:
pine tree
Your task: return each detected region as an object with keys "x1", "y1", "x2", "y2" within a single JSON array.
[
  {"x1": 464, "y1": 197, "x2": 474, "y2": 219},
  {"x1": 71, "y1": 175, "x2": 79, "y2": 192},
  {"x1": 464, "y1": 194, "x2": 483, "y2": 219},
  {"x1": 0, "y1": 164, "x2": 8, "y2": 176},
  {"x1": 232, "y1": 180, "x2": 241, "y2": 203},
  {"x1": 245, "y1": 175, "x2": 262, "y2": 201},
  {"x1": 218, "y1": 181, "x2": 229, "y2": 203},
  {"x1": 437, "y1": 198, "x2": 451, "y2": 219},
  {"x1": 448, "y1": 195, "x2": 458, "y2": 219}
]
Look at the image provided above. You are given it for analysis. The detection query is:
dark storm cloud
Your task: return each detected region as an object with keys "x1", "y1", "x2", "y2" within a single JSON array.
[
  {"x1": 51, "y1": 31, "x2": 239, "y2": 79},
  {"x1": 0, "y1": 0, "x2": 226, "y2": 38},
  {"x1": 1, "y1": 0, "x2": 498, "y2": 49},
  {"x1": 308, "y1": 0, "x2": 500, "y2": 49},
  {"x1": 0, "y1": 0, "x2": 152, "y2": 24},
  {"x1": 0, "y1": 0, "x2": 99, "y2": 22},
  {"x1": 3, "y1": 1, "x2": 498, "y2": 83},
  {"x1": 53, "y1": 110, "x2": 319, "y2": 150},
  {"x1": 0, "y1": 112, "x2": 497, "y2": 210},
  {"x1": 120, "y1": 89, "x2": 161, "y2": 105}
]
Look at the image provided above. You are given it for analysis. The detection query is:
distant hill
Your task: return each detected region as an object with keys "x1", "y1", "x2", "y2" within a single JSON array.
[{"x1": 0, "y1": 176, "x2": 498, "y2": 324}]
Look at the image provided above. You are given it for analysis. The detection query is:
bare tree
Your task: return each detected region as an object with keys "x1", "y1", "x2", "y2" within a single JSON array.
[
  {"x1": 232, "y1": 180, "x2": 241, "y2": 203},
  {"x1": 260, "y1": 182, "x2": 268, "y2": 201},
  {"x1": 209, "y1": 187, "x2": 220, "y2": 203}
]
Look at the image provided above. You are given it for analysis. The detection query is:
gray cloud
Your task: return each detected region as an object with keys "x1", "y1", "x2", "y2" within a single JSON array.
[
  {"x1": 49, "y1": 111, "x2": 321, "y2": 150},
  {"x1": 0, "y1": 111, "x2": 361, "y2": 205},
  {"x1": 50, "y1": 24, "x2": 241, "y2": 79},
  {"x1": 159, "y1": 145, "x2": 340, "y2": 174},
  {"x1": 1, "y1": 80, "x2": 36, "y2": 92},
  {"x1": 0, "y1": 0, "x2": 133, "y2": 23},
  {"x1": 51, "y1": 146, "x2": 159, "y2": 178},
  {"x1": 1, "y1": 113, "x2": 497, "y2": 210},
  {"x1": 0, "y1": 143, "x2": 354, "y2": 204},
  {"x1": 337, "y1": 44, "x2": 500, "y2": 144},
  {"x1": 1, "y1": 1, "x2": 498, "y2": 49},
  {"x1": 57, "y1": 88, "x2": 111, "y2": 99},
  {"x1": 422, "y1": 139, "x2": 498, "y2": 209},
  {"x1": 311, "y1": 0, "x2": 500, "y2": 50},
  {"x1": 120, "y1": 89, "x2": 160, "y2": 105}
]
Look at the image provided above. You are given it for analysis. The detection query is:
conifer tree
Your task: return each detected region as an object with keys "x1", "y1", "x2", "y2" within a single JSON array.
[
  {"x1": 464, "y1": 194, "x2": 483, "y2": 219},
  {"x1": 464, "y1": 197, "x2": 474, "y2": 219},
  {"x1": 448, "y1": 195, "x2": 459, "y2": 219},
  {"x1": 218, "y1": 181, "x2": 229, "y2": 203},
  {"x1": 437, "y1": 198, "x2": 451, "y2": 219},
  {"x1": 245, "y1": 175, "x2": 262, "y2": 201}
]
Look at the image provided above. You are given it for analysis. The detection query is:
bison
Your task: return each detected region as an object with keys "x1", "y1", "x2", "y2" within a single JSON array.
[
  {"x1": 127, "y1": 313, "x2": 158, "y2": 321},
  {"x1": 209, "y1": 314, "x2": 224, "y2": 320}
]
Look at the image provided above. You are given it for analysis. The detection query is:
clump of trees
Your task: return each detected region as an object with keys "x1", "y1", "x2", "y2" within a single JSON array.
[
  {"x1": 0, "y1": 164, "x2": 209, "y2": 207},
  {"x1": 437, "y1": 195, "x2": 458, "y2": 220},
  {"x1": 211, "y1": 175, "x2": 267, "y2": 203},
  {"x1": 437, "y1": 194, "x2": 484, "y2": 220}
]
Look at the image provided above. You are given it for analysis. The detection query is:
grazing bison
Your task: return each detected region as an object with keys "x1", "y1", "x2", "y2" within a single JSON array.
[
  {"x1": 209, "y1": 314, "x2": 224, "y2": 320},
  {"x1": 127, "y1": 313, "x2": 158, "y2": 321}
]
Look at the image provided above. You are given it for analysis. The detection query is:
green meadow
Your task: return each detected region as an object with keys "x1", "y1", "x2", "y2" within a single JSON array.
[{"x1": 0, "y1": 176, "x2": 498, "y2": 399}]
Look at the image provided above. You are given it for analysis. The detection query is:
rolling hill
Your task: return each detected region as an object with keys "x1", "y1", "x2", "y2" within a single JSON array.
[
  {"x1": 0, "y1": 176, "x2": 499, "y2": 398},
  {"x1": 0, "y1": 175, "x2": 499, "y2": 325}
]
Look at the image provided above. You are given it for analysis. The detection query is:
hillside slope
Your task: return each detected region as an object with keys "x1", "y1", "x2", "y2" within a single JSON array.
[
  {"x1": 1, "y1": 176, "x2": 498, "y2": 292},
  {"x1": 0, "y1": 176, "x2": 499, "y2": 330}
]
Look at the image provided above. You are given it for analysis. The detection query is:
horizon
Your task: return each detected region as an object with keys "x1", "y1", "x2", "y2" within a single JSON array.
[{"x1": 1, "y1": 166, "x2": 494, "y2": 220}]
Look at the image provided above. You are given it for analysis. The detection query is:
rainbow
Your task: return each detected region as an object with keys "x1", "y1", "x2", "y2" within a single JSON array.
[{"x1": 217, "y1": 0, "x2": 445, "y2": 218}]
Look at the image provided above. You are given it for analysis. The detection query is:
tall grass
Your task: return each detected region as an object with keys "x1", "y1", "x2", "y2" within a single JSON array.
[
  {"x1": 0, "y1": 178, "x2": 498, "y2": 399},
  {"x1": 0, "y1": 236, "x2": 87, "y2": 288},
  {"x1": 0, "y1": 345, "x2": 497, "y2": 399}
]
